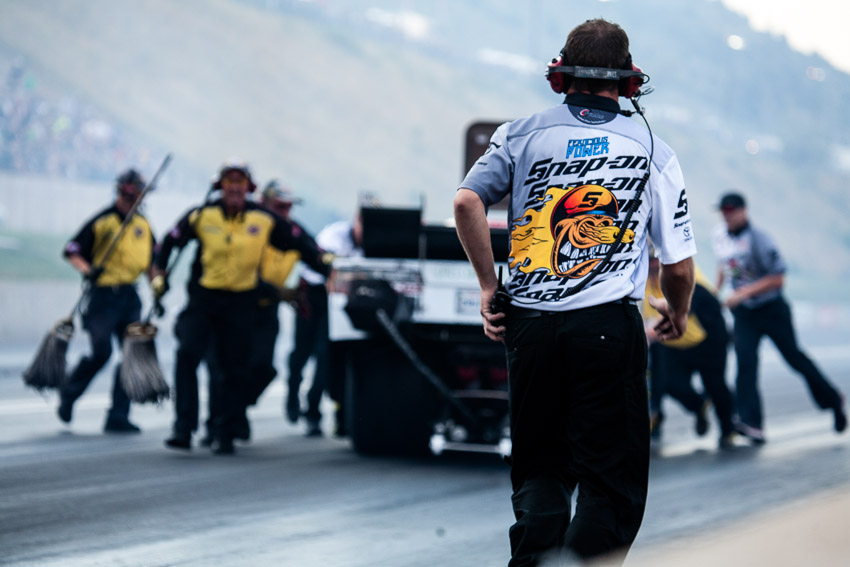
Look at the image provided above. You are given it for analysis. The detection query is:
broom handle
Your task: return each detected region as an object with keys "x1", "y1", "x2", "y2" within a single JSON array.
[
  {"x1": 96, "y1": 154, "x2": 172, "y2": 271},
  {"x1": 66, "y1": 154, "x2": 173, "y2": 322},
  {"x1": 141, "y1": 184, "x2": 217, "y2": 325}
]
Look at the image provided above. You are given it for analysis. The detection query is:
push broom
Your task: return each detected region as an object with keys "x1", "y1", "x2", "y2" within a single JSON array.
[
  {"x1": 22, "y1": 154, "x2": 173, "y2": 392},
  {"x1": 120, "y1": 299, "x2": 170, "y2": 404}
]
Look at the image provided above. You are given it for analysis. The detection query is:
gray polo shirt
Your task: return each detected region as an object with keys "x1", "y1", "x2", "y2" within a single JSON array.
[{"x1": 712, "y1": 222, "x2": 785, "y2": 308}]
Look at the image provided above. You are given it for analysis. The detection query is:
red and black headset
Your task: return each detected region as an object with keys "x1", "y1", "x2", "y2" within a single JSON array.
[{"x1": 545, "y1": 49, "x2": 649, "y2": 99}]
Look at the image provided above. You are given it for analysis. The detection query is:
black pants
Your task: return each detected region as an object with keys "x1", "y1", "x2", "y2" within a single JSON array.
[
  {"x1": 505, "y1": 301, "x2": 649, "y2": 566},
  {"x1": 248, "y1": 303, "x2": 281, "y2": 404},
  {"x1": 62, "y1": 285, "x2": 140, "y2": 422},
  {"x1": 288, "y1": 282, "x2": 329, "y2": 423},
  {"x1": 172, "y1": 288, "x2": 255, "y2": 439},
  {"x1": 205, "y1": 302, "x2": 279, "y2": 433},
  {"x1": 652, "y1": 338, "x2": 736, "y2": 437},
  {"x1": 732, "y1": 297, "x2": 842, "y2": 429}
]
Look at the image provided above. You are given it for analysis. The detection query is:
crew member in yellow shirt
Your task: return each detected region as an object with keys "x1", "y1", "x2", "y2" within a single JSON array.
[
  {"x1": 58, "y1": 169, "x2": 155, "y2": 433},
  {"x1": 644, "y1": 253, "x2": 737, "y2": 449},
  {"x1": 154, "y1": 162, "x2": 329, "y2": 455}
]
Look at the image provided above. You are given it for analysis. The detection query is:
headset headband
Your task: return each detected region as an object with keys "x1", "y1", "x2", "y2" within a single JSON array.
[{"x1": 548, "y1": 65, "x2": 647, "y2": 82}]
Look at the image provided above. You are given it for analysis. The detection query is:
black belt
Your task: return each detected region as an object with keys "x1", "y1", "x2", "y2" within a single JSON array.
[{"x1": 506, "y1": 297, "x2": 636, "y2": 319}]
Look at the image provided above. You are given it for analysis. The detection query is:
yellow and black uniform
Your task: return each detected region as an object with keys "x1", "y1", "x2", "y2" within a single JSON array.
[
  {"x1": 260, "y1": 247, "x2": 300, "y2": 293},
  {"x1": 204, "y1": 237, "x2": 302, "y2": 441},
  {"x1": 60, "y1": 206, "x2": 155, "y2": 429},
  {"x1": 65, "y1": 205, "x2": 154, "y2": 286},
  {"x1": 156, "y1": 200, "x2": 327, "y2": 447},
  {"x1": 643, "y1": 268, "x2": 735, "y2": 443}
]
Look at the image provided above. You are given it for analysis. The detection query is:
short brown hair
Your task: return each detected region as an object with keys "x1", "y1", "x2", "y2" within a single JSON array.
[{"x1": 563, "y1": 19, "x2": 631, "y2": 94}]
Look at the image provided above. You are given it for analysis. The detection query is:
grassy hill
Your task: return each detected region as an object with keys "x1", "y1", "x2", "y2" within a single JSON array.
[{"x1": 1, "y1": 0, "x2": 848, "y2": 299}]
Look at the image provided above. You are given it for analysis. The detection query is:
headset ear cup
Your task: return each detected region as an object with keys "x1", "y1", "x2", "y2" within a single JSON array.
[
  {"x1": 619, "y1": 63, "x2": 645, "y2": 98},
  {"x1": 546, "y1": 56, "x2": 566, "y2": 94},
  {"x1": 546, "y1": 54, "x2": 571, "y2": 94}
]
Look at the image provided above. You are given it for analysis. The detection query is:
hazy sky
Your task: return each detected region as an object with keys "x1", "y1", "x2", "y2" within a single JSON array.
[{"x1": 721, "y1": 0, "x2": 850, "y2": 73}]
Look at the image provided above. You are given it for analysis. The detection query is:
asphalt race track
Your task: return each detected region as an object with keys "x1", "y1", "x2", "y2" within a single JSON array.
[{"x1": 1, "y1": 324, "x2": 849, "y2": 566}]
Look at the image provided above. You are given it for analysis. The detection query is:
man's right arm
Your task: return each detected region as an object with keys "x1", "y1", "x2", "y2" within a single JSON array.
[
  {"x1": 64, "y1": 215, "x2": 99, "y2": 280},
  {"x1": 454, "y1": 188, "x2": 505, "y2": 343},
  {"x1": 650, "y1": 257, "x2": 695, "y2": 341},
  {"x1": 154, "y1": 209, "x2": 196, "y2": 273}
]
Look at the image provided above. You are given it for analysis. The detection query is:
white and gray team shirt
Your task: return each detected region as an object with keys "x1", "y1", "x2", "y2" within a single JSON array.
[
  {"x1": 711, "y1": 222, "x2": 785, "y2": 308},
  {"x1": 300, "y1": 220, "x2": 364, "y2": 286},
  {"x1": 459, "y1": 94, "x2": 697, "y2": 311}
]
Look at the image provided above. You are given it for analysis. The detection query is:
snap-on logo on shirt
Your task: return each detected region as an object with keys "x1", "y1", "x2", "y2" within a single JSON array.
[
  {"x1": 247, "y1": 225, "x2": 260, "y2": 235},
  {"x1": 569, "y1": 105, "x2": 616, "y2": 125}
]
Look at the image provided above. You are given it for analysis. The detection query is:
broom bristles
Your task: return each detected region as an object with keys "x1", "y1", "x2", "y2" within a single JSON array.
[
  {"x1": 120, "y1": 323, "x2": 170, "y2": 404},
  {"x1": 23, "y1": 319, "x2": 73, "y2": 391}
]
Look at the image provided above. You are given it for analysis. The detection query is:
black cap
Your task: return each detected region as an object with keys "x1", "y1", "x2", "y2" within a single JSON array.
[
  {"x1": 718, "y1": 192, "x2": 746, "y2": 210},
  {"x1": 212, "y1": 159, "x2": 257, "y2": 192},
  {"x1": 116, "y1": 168, "x2": 145, "y2": 192}
]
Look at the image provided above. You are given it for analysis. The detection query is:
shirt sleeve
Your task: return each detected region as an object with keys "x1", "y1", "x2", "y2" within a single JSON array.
[
  {"x1": 64, "y1": 215, "x2": 98, "y2": 262},
  {"x1": 154, "y1": 207, "x2": 198, "y2": 271},
  {"x1": 752, "y1": 228, "x2": 786, "y2": 276},
  {"x1": 458, "y1": 122, "x2": 513, "y2": 208},
  {"x1": 269, "y1": 218, "x2": 330, "y2": 277},
  {"x1": 647, "y1": 153, "x2": 697, "y2": 265}
]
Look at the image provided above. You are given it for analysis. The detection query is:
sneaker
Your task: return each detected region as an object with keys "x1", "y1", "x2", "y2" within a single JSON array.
[
  {"x1": 57, "y1": 400, "x2": 73, "y2": 424},
  {"x1": 305, "y1": 419, "x2": 323, "y2": 437},
  {"x1": 734, "y1": 421, "x2": 766, "y2": 445},
  {"x1": 165, "y1": 431, "x2": 192, "y2": 451},
  {"x1": 834, "y1": 397, "x2": 847, "y2": 433},
  {"x1": 212, "y1": 436, "x2": 235, "y2": 455},
  {"x1": 104, "y1": 419, "x2": 142, "y2": 434},
  {"x1": 695, "y1": 399, "x2": 711, "y2": 437}
]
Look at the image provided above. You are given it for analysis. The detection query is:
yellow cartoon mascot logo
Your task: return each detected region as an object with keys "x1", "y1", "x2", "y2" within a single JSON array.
[{"x1": 510, "y1": 185, "x2": 635, "y2": 278}]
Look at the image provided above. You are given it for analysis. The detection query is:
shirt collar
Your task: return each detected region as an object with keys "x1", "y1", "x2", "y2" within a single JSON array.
[
  {"x1": 727, "y1": 221, "x2": 750, "y2": 237},
  {"x1": 564, "y1": 93, "x2": 621, "y2": 114}
]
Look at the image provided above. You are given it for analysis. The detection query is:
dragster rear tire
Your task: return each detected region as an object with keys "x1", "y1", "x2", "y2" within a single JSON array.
[{"x1": 345, "y1": 339, "x2": 439, "y2": 456}]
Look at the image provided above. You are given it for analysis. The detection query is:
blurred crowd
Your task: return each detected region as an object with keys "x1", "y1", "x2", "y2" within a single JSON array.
[{"x1": 0, "y1": 57, "x2": 145, "y2": 182}]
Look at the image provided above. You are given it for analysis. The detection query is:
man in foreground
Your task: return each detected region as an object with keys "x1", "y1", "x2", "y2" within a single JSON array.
[{"x1": 454, "y1": 19, "x2": 695, "y2": 565}]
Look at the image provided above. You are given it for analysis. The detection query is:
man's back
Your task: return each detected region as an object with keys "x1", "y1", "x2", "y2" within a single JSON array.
[{"x1": 462, "y1": 94, "x2": 694, "y2": 312}]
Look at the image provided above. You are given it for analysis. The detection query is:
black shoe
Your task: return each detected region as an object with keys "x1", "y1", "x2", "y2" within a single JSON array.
[
  {"x1": 165, "y1": 432, "x2": 192, "y2": 450},
  {"x1": 718, "y1": 433, "x2": 740, "y2": 451},
  {"x1": 104, "y1": 419, "x2": 142, "y2": 434},
  {"x1": 286, "y1": 394, "x2": 301, "y2": 424},
  {"x1": 212, "y1": 437, "x2": 235, "y2": 455},
  {"x1": 199, "y1": 433, "x2": 214, "y2": 448},
  {"x1": 57, "y1": 401, "x2": 73, "y2": 424},
  {"x1": 695, "y1": 399, "x2": 711, "y2": 437},
  {"x1": 305, "y1": 419, "x2": 323, "y2": 437},
  {"x1": 834, "y1": 400, "x2": 847, "y2": 433},
  {"x1": 235, "y1": 416, "x2": 251, "y2": 441}
]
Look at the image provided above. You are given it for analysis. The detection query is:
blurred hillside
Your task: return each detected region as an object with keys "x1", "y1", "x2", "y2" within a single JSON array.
[{"x1": 1, "y1": 0, "x2": 849, "y2": 299}]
